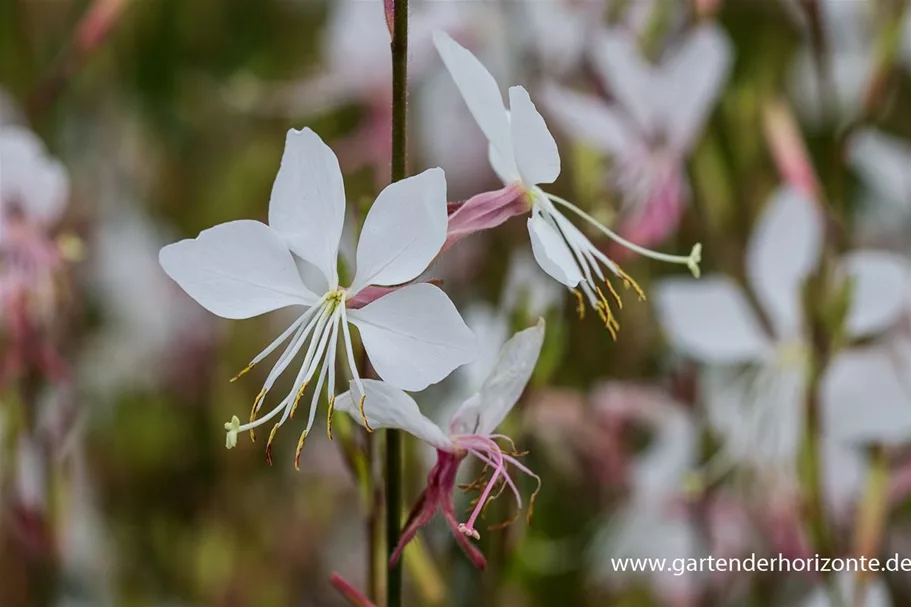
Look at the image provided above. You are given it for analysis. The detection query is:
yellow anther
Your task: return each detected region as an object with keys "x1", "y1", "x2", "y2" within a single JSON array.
[
  {"x1": 294, "y1": 430, "x2": 308, "y2": 471},
  {"x1": 230, "y1": 361, "x2": 256, "y2": 383},
  {"x1": 617, "y1": 267, "x2": 646, "y2": 302},
  {"x1": 526, "y1": 475, "x2": 542, "y2": 525},
  {"x1": 265, "y1": 423, "x2": 280, "y2": 466},
  {"x1": 595, "y1": 302, "x2": 618, "y2": 341},
  {"x1": 327, "y1": 396, "x2": 336, "y2": 441},
  {"x1": 289, "y1": 381, "x2": 309, "y2": 420},
  {"x1": 358, "y1": 394, "x2": 373, "y2": 433},
  {"x1": 571, "y1": 289, "x2": 585, "y2": 319},
  {"x1": 248, "y1": 387, "x2": 267, "y2": 442},
  {"x1": 604, "y1": 280, "x2": 623, "y2": 310}
]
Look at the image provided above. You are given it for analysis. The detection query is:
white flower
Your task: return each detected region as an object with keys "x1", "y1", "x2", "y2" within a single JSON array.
[
  {"x1": 654, "y1": 186, "x2": 910, "y2": 477},
  {"x1": 433, "y1": 31, "x2": 701, "y2": 337},
  {"x1": 159, "y1": 128, "x2": 477, "y2": 466},
  {"x1": 0, "y1": 126, "x2": 69, "y2": 234},
  {"x1": 335, "y1": 320, "x2": 545, "y2": 543}
]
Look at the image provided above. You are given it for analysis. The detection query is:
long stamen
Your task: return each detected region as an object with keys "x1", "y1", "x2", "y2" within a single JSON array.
[
  {"x1": 458, "y1": 445, "x2": 505, "y2": 540},
  {"x1": 339, "y1": 303, "x2": 373, "y2": 432},
  {"x1": 325, "y1": 310, "x2": 342, "y2": 439},
  {"x1": 545, "y1": 192, "x2": 701, "y2": 276},
  {"x1": 230, "y1": 307, "x2": 314, "y2": 382}
]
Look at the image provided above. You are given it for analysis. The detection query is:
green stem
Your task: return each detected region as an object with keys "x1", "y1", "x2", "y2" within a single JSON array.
[{"x1": 387, "y1": 1, "x2": 408, "y2": 605}]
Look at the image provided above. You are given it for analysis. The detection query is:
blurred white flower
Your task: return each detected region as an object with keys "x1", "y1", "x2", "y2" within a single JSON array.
[
  {"x1": 80, "y1": 206, "x2": 210, "y2": 398},
  {"x1": 589, "y1": 383, "x2": 703, "y2": 603},
  {"x1": 655, "y1": 186, "x2": 909, "y2": 479},
  {"x1": 0, "y1": 125, "x2": 69, "y2": 309},
  {"x1": 434, "y1": 31, "x2": 701, "y2": 337},
  {"x1": 542, "y1": 24, "x2": 731, "y2": 248},
  {"x1": 159, "y1": 128, "x2": 476, "y2": 466},
  {"x1": 847, "y1": 129, "x2": 911, "y2": 247},
  {"x1": 336, "y1": 320, "x2": 544, "y2": 565}
]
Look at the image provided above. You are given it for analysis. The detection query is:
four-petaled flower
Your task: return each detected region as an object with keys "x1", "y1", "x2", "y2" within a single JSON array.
[
  {"x1": 335, "y1": 320, "x2": 545, "y2": 569},
  {"x1": 542, "y1": 25, "x2": 732, "y2": 250},
  {"x1": 434, "y1": 31, "x2": 701, "y2": 338},
  {"x1": 654, "y1": 186, "x2": 909, "y2": 479},
  {"x1": 159, "y1": 128, "x2": 477, "y2": 467}
]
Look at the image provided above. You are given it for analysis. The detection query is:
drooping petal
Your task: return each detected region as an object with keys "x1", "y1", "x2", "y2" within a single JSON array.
[
  {"x1": 159, "y1": 220, "x2": 318, "y2": 319},
  {"x1": 745, "y1": 187, "x2": 823, "y2": 339},
  {"x1": 508, "y1": 86, "x2": 561, "y2": 186},
  {"x1": 0, "y1": 126, "x2": 69, "y2": 225},
  {"x1": 654, "y1": 277, "x2": 772, "y2": 364},
  {"x1": 268, "y1": 128, "x2": 346, "y2": 287},
  {"x1": 335, "y1": 379, "x2": 452, "y2": 450},
  {"x1": 539, "y1": 83, "x2": 636, "y2": 155},
  {"x1": 847, "y1": 129, "x2": 911, "y2": 210},
  {"x1": 822, "y1": 346, "x2": 911, "y2": 446},
  {"x1": 350, "y1": 168, "x2": 447, "y2": 293},
  {"x1": 349, "y1": 283, "x2": 477, "y2": 391},
  {"x1": 590, "y1": 28, "x2": 659, "y2": 134},
  {"x1": 448, "y1": 319, "x2": 545, "y2": 437},
  {"x1": 527, "y1": 211, "x2": 582, "y2": 288},
  {"x1": 660, "y1": 25, "x2": 732, "y2": 152},
  {"x1": 842, "y1": 251, "x2": 909, "y2": 338},
  {"x1": 433, "y1": 31, "x2": 518, "y2": 180}
]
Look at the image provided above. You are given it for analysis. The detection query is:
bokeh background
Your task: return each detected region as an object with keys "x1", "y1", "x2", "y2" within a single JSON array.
[{"x1": 2, "y1": 0, "x2": 911, "y2": 605}]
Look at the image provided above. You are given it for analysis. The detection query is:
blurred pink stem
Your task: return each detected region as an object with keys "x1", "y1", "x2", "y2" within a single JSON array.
[{"x1": 331, "y1": 574, "x2": 377, "y2": 607}]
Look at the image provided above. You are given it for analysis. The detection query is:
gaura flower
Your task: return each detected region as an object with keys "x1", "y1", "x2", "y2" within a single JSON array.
[
  {"x1": 0, "y1": 125, "x2": 72, "y2": 381},
  {"x1": 654, "y1": 186, "x2": 908, "y2": 481},
  {"x1": 159, "y1": 128, "x2": 476, "y2": 467},
  {"x1": 433, "y1": 31, "x2": 701, "y2": 339},
  {"x1": 335, "y1": 320, "x2": 545, "y2": 569},
  {"x1": 0, "y1": 126, "x2": 69, "y2": 308},
  {"x1": 542, "y1": 24, "x2": 731, "y2": 249}
]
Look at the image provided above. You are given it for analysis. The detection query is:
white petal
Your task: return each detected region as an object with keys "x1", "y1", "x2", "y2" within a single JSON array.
[
  {"x1": 433, "y1": 31, "x2": 518, "y2": 180},
  {"x1": 842, "y1": 251, "x2": 909, "y2": 338},
  {"x1": 488, "y1": 143, "x2": 519, "y2": 185},
  {"x1": 822, "y1": 346, "x2": 911, "y2": 446},
  {"x1": 654, "y1": 277, "x2": 772, "y2": 364},
  {"x1": 660, "y1": 25, "x2": 732, "y2": 151},
  {"x1": 335, "y1": 379, "x2": 451, "y2": 450},
  {"x1": 349, "y1": 283, "x2": 477, "y2": 391},
  {"x1": 527, "y1": 211, "x2": 582, "y2": 288},
  {"x1": 350, "y1": 168, "x2": 447, "y2": 293},
  {"x1": 590, "y1": 29, "x2": 660, "y2": 133},
  {"x1": 268, "y1": 128, "x2": 346, "y2": 287},
  {"x1": 539, "y1": 83, "x2": 636, "y2": 155},
  {"x1": 746, "y1": 186, "x2": 823, "y2": 339},
  {"x1": 847, "y1": 129, "x2": 911, "y2": 210},
  {"x1": 449, "y1": 319, "x2": 545, "y2": 436},
  {"x1": 0, "y1": 126, "x2": 69, "y2": 225},
  {"x1": 158, "y1": 220, "x2": 317, "y2": 319},
  {"x1": 508, "y1": 86, "x2": 561, "y2": 186}
]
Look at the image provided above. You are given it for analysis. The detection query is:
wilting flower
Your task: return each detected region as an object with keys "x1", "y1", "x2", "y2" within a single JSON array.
[
  {"x1": 159, "y1": 128, "x2": 476, "y2": 466},
  {"x1": 0, "y1": 125, "x2": 71, "y2": 380},
  {"x1": 336, "y1": 320, "x2": 545, "y2": 568},
  {"x1": 542, "y1": 24, "x2": 731, "y2": 249},
  {"x1": 434, "y1": 31, "x2": 701, "y2": 337},
  {"x1": 655, "y1": 186, "x2": 908, "y2": 481}
]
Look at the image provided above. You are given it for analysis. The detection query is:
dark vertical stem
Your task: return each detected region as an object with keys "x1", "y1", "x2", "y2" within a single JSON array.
[{"x1": 387, "y1": 1, "x2": 408, "y2": 606}]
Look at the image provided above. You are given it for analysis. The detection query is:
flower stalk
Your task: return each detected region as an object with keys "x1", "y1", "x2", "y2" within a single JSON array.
[{"x1": 388, "y1": 1, "x2": 408, "y2": 605}]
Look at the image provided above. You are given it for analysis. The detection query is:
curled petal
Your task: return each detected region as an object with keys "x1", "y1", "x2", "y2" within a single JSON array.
[
  {"x1": 444, "y1": 183, "x2": 527, "y2": 251},
  {"x1": 335, "y1": 379, "x2": 451, "y2": 450},
  {"x1": 527, "y1": 211, "x2": 582, "y2": 288}
]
